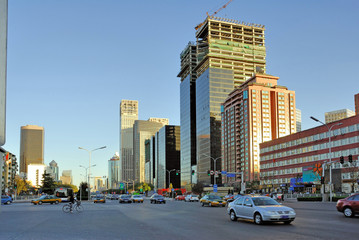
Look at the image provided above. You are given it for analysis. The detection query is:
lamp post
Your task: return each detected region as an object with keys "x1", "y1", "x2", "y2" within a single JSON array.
[
  {"x1": 202, "y1": 154, "x2": 222, "y2": 185},
  {"x1": 166, "y1": 169, "x2": 176, "y2": 198},
  {"x1": 310, "y1": 116, "x2": 342, "y2": 202},
  {"x1": 79, "y1": 164, "x2": 96, "y2": 201},
  {"x1": 79, "y1": 146, "x2": 106, "y2": 201}
]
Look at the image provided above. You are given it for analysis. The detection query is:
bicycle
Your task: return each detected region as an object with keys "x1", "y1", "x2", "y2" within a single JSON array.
[{"x1": 62, "y1": 200, "x2": 84, "y2": 213}]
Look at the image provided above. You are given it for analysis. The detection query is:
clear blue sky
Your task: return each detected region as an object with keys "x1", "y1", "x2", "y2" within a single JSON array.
[{"x1": 3, "y1": 0, "x2": 359, "y2": 187}]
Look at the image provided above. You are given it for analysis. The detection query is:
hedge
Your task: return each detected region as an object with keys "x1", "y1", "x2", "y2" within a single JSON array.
[{"x1": 297, "y1": 197, "x2": 322, "y2": 201}]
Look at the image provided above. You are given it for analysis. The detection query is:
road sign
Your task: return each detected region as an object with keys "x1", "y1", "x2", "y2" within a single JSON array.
[
  {"x1": 221, "y1": 171, "x2": 227, "y2": 175},
  {"x1": 210, "y1": 170, "x2": 214, "y2": 175},
  {"x1": 172, "y1": 188, "x2": 174, "y2": 192},
  {"x1": 215, "y1": 171, "x2": 219, "y2": 176},
  {"x1": 227, "y1": 173, "x2": 235, "y2": 177},
  {"x1": 119, "y1": 183, "x2": 125, "y2": 190},
  {"x1": 213, "y1": 184, "x2": 218, "y2": 193}
]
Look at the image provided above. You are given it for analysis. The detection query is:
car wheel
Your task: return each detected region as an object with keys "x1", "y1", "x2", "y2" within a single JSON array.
[
  {"x1": 6, "y1": 201, "x2": 11, "y2": 205},
  {"x1": 230, "y1": 210, "x2": 238, "y2": 221},
  {"x1": 254, "y1": 213, "x2": 263, "y2": 225},
  {"x1": 209, "y1": 202, "x2": 212, "y2": 207},
  {"x1": 38, "y1": 201, "x2": 43, "y2": 205},
  {"x1": 55, "y1": 201, "x2": 59, "y2": 204},
  {"x1": 283, "y1": 221, "x2": 293, "y2": 225},
  {"x1": 344, "y1": 207, "x2": 354, "y2": 218},
  {"x1": 201, "y1": 202, "x2": 204, "y2": 207},
  {"x1": 50, "y1": 203, "x2": 53, "y2": 204}
]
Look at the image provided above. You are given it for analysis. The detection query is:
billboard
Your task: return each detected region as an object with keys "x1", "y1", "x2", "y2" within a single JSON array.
[{"x1": 302, "y1": 164, "x2": 322, "y2": 183}]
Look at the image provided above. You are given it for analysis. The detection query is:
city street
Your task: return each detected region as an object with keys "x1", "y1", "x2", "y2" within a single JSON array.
[{"x1": 0, "y1": 199, "x2": 358, "y2": 239}]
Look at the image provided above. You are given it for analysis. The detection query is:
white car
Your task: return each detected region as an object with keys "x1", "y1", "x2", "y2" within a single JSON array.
[{"x1": 185, "y1": 194, "x2": 199, "y2": 202}]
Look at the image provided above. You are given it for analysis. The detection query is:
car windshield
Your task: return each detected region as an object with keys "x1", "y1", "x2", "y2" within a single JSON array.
[
  {"x1": 133, "y1": 195, "x2": 141, "y2": 198},
  {"x1": 156, "y1": 195, "x2": 164, "y2": 199},
  {"x1": 252, "y1": 197, "x2": 279, "y2": 206},
  {"x1": 121, "y1": 195, "x2": 131, "y2": 198},
  {"x1": 39, "y1": 196, "x2": 47, "y2": 200},
  {"x1": 209, "y1": 196, "x2": 222, "y2": 200},
  {"x1": 191, "y1": 195, "x2": 198, "y2": 197}
]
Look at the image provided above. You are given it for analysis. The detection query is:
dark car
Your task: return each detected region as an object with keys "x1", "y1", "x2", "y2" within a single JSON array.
[
  {"x1": 150, "y1": 194, "x2": 166, "y2": 204},
  {"x1": 1, "y1": 195, "x2": 12, "y2": 205},
  {"x1": 336, "y1": 193, "x2": 359, "y2": 217},
  {"x1": 119, "y1": 195, "x2": 132, "y2": 203}
]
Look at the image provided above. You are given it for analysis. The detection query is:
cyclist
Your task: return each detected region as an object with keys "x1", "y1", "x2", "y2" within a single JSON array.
[{"x1": 68, "y1": 192, "x2": 75, "y2": 213}]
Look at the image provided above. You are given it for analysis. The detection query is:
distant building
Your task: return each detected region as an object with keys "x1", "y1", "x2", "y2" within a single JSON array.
[
  {"x1": 0, "y1": 151, "x2": 18, "y2": 193},
  {"x1": 20, "y1": 125, "x2": 44, "y2": 174},
  {"x1": 108, "y1": 153, "x2": 120, "y2": 189},
  {"x1": 60, "y1": 170, "x2": 72, "y2": 185},
  {"x1": 355, "y1": 93, "x2": 359, "y2": 115},
  {"x1": 133, "y1": 120, "x2": 166, "y2": 183},
  {"x1": 296, "y1": 109, "x2": 302, "y2": 132},
  {"x1": 27, "y1": 164, "x2": 46, "y2": 187},
  {"x1": 222, "y1": 74, "x2": 296, "y2": 185},
  {"x1": 325, "y1": 109, "x2": 355, "y2": 124},
  {"x1": 48, "y1": 160, "x2": 59, "y2": 181},
  {"x1": 120, "y1": 100, "x2": 138, "y2": 182},
  {"x1": 148, "y1": 118, "x2": 169, "y2": 125},
  {"x1": 94, "y1": 176, "x2": 104, "y2": 191}
]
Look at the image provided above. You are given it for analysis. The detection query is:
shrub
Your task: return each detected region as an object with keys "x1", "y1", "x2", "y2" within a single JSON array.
[{"x1": 297, "y1": 197, "x2": 322, "y2": 201}]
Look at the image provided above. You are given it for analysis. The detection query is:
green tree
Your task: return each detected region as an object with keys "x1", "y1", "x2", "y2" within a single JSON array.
[
  {"x1": 41, "y1": 171, "x2": 56, "y2": 194},
  {"x1": 78, "y1": 182, "x2": 89, "y2": 200},
  {"x1": 192, "y1": 182, "x2": 204, "y2": 196}
]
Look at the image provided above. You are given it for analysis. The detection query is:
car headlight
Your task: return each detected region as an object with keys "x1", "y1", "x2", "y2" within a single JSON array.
[
  {"x1": 289, "y1": 210, "x2": 296, "y2": 214},
  {"x1": 266, "y1": 211, "x2": 278, "y2": 215}
]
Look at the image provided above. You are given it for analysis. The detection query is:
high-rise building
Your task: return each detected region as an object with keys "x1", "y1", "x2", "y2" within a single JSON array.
[
  {"x1": 222, "y1": 74, "x2": 296, "y2": 184},
  {"x1": 178, "y1": 42, "x2": 197, "y2": 189},
  {"x1": 108, "y1": 153, "x2": 120, "y2": 189},
  {"x1": 20, "y1": 125, "x2": 44, "y2": 175},
  {"x1": 60, "y1": 170, "x2": 72, "y2": 185},
  {"x1": 180, "y1": 17, "x2": 266, "y2": 185},
  {"x1": 154, "y1": 125, "x2": 181, "y2": 189},
  {"x1": 27, "y1": 164, "x2": 46, "y2": 187},
  {"x1": 148, "y1": 118, "x2": 169, "y2": 125},
  {"x1": 120, "y1": 100, "x2": 138, "y2": 181},
  {"x1": 133, "y1": 120, "x2": 166, "y2": 183},
  {"x1": 355, "y1": 93, "x2": 359, "y2": 115},
  {"x1": 296, "y1": 109, "x2": 302, "y2": 132},
  {"x1": 0, "y1": 0, "x2": 7, "y2": 147},
  {"x1": 325, "y1": 109, "x2": 355, "y2": 124},
  {"x1": 49, "y1": 160, "x2": 59, "y2": 181},
  {"x1": 94, "y1": 176, "x2": 104, "y2": 191}
]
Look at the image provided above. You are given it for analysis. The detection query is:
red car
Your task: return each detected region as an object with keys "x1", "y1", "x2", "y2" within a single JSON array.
[
  {"x1": 175, "y1": 195, "x2": 186, "y2": 201},
  {"x1": 336, "y1": 193, "x2": 359, "y2": 217}
]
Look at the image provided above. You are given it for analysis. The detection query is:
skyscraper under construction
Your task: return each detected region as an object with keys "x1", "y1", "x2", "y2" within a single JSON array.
[{"x1": 179, "y1": 16, "x2": 266, "y2": 186}]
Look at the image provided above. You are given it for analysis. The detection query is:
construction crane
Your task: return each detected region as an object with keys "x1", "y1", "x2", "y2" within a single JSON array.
[{"x1": 195, "y1": 0, "x2": 233, "y2": 30}]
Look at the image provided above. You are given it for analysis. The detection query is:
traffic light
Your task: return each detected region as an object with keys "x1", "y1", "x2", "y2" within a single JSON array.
[
  {"x1": 348, "y1": 154, "x2": 353, "y2": 163},
  {"x1": 191, "y1": 170, "x2": 195, "y2": 175},
  {"x1": 207, "y1": 170, "x2": 211, "y2": 176},
  {"x1": 340, "y1": 156, "x2": 344, "y2": 164},
  {"x1": 321, "y1": 177, "x2": 324, "y2": 184},
  {"x1": 176, "y1": 170, "x2": 181, "y2": 176},
  {"x1": 14, "y1": 184, "x2": 17, "y2": 189}
]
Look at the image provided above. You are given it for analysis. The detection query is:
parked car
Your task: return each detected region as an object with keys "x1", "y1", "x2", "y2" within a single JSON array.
[
  {"x1": 227, "y1": 195, "x2": 296, "y2": 225},
  {"x1": 200, "y1": 195, "x2": 226, "y2": 207},
  {"x1": 1, "y1": 195, "x2": 12, "y2": 205},
  {"x1": 150, "y1": 194, "x2": 166, "y2": 204},
  {"x1": 131, "y1": 195, "x2": 144, "y2": 203},
  {"x1": 336, "y1": 193, "x2": 359, "y2": 217},
  {"x1": 31, "y1": 195, "x2": 61, "y2": 205},
  {"x1": 94, "y1": 195, "x2": 106, "y2": 203},
  {"x1": 111, "y1": 194, "x2": 119, "y2": 200},
  {"x1": 119, "y1": 195, "x2": 132, "y2": 203},
  {"x1": 185, "y1": 194, "x2": 199, "y2": 202},
  {"x1": 175, "y1": 195, "x2": 186, "y2": 201}
]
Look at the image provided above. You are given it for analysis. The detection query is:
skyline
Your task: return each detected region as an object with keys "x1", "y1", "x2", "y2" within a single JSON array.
[{"x1": 2, "y1": 0, "x2": 359, "y2": 186}]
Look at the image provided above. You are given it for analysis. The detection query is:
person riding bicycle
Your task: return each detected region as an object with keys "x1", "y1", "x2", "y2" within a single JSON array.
[{"x1": 68, "y1": 192, "x2": 75, "y2": 213}]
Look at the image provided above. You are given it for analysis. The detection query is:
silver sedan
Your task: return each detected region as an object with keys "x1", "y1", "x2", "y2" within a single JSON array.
[{"x1": 227, "y1": 196, "x2": 296, "y2": 225}]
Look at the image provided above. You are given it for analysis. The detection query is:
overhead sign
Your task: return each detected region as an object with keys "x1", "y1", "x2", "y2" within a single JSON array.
[
  {"x1": 0, "y1": 0, "x2": 8, "y2": 146},
  {"x1": 221, "y1": 171, "x2": 227, "y2": 175},
  {"x1": 227, "y1": 174, "x2": 236, "y2": 177}
]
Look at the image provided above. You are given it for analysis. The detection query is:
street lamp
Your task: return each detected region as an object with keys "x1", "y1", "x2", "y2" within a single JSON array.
[
  {"x1": 166, "y1": 169, "x2": 176, "y2": 198},
  {"x1": 79, "y1": 164, "x2": 96, "y2": 201},
  {"x1": 310, "y1": 116, "x2": 342, "y2": 202},
  {"x1": 202, "y1": 154, "x2": 222, "y2": 185},
  {"x1": 79, "y1": 146, "x2": 106, "y2": 201}
]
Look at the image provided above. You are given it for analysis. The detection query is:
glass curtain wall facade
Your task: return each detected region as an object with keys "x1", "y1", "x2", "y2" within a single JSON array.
[
  {"x1": 120, "y1": 100, "x2": 138, "y2": 182},
  {"x1": 196, "y1": 68, "x2": 234, "y2": 185},
  {"x1": 108, "y1": 154, "x2": 120, "y2": 189}
]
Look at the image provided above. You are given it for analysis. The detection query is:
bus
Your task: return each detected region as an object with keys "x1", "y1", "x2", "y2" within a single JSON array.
[{"x1": 54, "y1": 187, "x2": 73, "y2": 202}]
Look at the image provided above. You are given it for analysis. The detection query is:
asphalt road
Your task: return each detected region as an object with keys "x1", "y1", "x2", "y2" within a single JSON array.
[{"x1": 0, "y1": 199, "x2": 358, "y2": 240}]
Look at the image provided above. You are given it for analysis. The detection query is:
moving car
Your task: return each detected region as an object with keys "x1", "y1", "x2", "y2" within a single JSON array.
[
  {"x1": 200, "y1": 195, "x2": 226, "y2": 207},
  {"x1": 175, "y1": 195, "x2": 186, "y2": 201},
  {"x1": 131, "y1": 195, "x2": 144, "y2": 203},
  {"x1": 226, "y1": 194, "x2": 243, "y2": 204},
  {"x1": 94, "y1": 195, "x2": 106, "y2": 203},
  {"x1": 336, "y1": 193, "x2": 359, "y2": 217},
  {"x1": 31, "y1": 195, "x2": 62, "y2": 205},
  {"x1": 150, "y1": 194, "x2": 166, "y2": 204},
  {"x1": 227, "y1": 195, "x2": 296, "y2": 225},
  {"x1": 119, "y1": 195, "x2": 132, "y2": 203},
  {"x1": 1, "y1": 195, "x2": 12, "y2": 205},
  {"x1": 185, "y1": 194, "x2": 199, "y2": 202}
]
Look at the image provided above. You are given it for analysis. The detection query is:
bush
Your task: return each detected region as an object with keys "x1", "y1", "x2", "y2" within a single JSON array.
[
  {"x1": 332, "y1": 196, "x2": 348, "y2": 202},
  {"x1": 297, "y1": 197, "x2": 322, "y2": 201}
]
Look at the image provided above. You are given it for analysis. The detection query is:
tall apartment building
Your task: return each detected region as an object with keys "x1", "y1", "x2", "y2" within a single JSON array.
[
  {"x1": 1, "y1": 151, "x2": 17, "y2": 193},
  {"x1": 222, "y1": 74, "x2": 296, "y2": 185},
  {"x1": 195, "y1": 17, "x2": 266, "y2": 185},
  {"x1": 133, "y1": 120, "x2": 166, "y2": 183},
  {"x1": 27, "y1": 164, "x2": 46, "y2": 187},
  {"x1": 178, "y1": 42, "x2": 197, "y2": 189},
  {"x1": 120, "y1": 100, "x2": 138, "y2": 182},
  {"x1": 325, "y1": 109, "x2": 355, "y2": 124},
  {"x1": 20, "y1": 125, "x2": 44, "y2": 175},
  {"x1": 108, "y1": 153, "x2": 120, "y2": 189}
]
